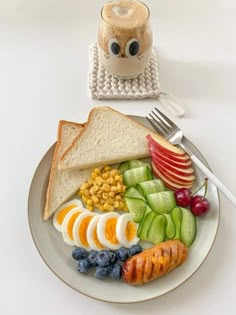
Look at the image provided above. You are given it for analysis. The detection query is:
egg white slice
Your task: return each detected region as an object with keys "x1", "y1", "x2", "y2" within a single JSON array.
[
  {"x1": 97, "y1": 212, "x2": 121, "y2": 250},
  {"x1": 73, "y1": 212, "x2": 98, "y2": 249},
  {"x1": 116, "y1": 213, "x2": 140, "y2": 248},
  {"x1": 86, "y1": 215, "x2": 106, "y2": 251},
  {"x1": 61, "y1": 207, "x2": 87, "y2": 246},
  {"x1": 53, "y1": 199, "x2": 83, "y2": 232}
]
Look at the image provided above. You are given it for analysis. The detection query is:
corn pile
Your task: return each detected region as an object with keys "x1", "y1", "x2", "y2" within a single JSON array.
[{"x1": 78, "y1": 166, "x2": 127, "y2": 212}]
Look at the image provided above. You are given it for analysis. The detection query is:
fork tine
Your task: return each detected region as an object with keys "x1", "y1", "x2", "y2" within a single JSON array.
[
  {"x1": 154, "y1": 107, "x2": 178, "y2": 130},
  {"x1": 146, "y1": 115, "x2": 169, "y2": 137},
  {"x1": 151, "y1": 110, "x2": 171, "y2": 134}
]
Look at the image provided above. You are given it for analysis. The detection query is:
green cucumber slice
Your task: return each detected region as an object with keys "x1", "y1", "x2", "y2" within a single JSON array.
[
  {"x1": 138, "y1": 211, "x2": 156, "y2": 241},
  {"x1": 118, "y1": 161, "x2": 129, "y2": 173},
  {"x1": 171, "y1": 207, "x2": 183, "y2": 240},
  {"x1": 124, "y1": 197, "x2": 146, "y2": 223},
  {"x1": 147, "y1": 215, "x2": 167, "y2": 244},
  {"x1": 137, "y1": 179, "x2": 166, "y2": 196},
  {"x1": 125, "y1": 187, "x2": 146, "y2": 201},
  {"x1": 146, "y1": 191, "x2": 176, "y2": 214},
  {"x1": 180, "y1": 207, "x2": 197, "y2": 247},
  {"x1": 123, "y1": 165, "x2": 151, "y2": 187},
  {"x1": 147, "y1": 166, "x2": 154, "y2": 180},
  {"x1": 128, "y1": 160, "x2": 147, "y2": 169},
  {"x1": 164, "y1": 214, "x2": 176, "y2": 239},
  {"x1": 137, "y1": 205, "x2": 153, "y2": 236}
]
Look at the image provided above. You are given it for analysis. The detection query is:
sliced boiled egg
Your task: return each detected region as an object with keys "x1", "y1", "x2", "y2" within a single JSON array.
[
  {"x1": 86, "y1": 215, "x2": 106, "y2": 251},
  {"x1": 97, "y1": 212, "x2": 121, "y2": 250},
  {"x1": 53, "y1": 199, "x2": 83, "y2": 232},
  {"x1": 116, "y1": 213, "x2": 139, "y2": 248},
  {"x1": 62, "y1": 207, "x2": 87, "y2": 246},
  {"x1": 73, "y1": 212, "x2": 98, "y2": 249}
]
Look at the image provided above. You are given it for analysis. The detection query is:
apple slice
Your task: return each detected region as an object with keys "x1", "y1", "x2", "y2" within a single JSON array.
[
  {"x1": 147, "y1": 134, "x2": 186, "y2": 157},
  {"x1": 150, "y1": 150, "x2": 191, "y2": 169},
  {"x1": 152, "y1": 156, "x2": 194, "y2": 177},
  {"x1": 152, "y1": 163, "x2": 193, "y2": 190},
  {"x1": 154, "y1": 161, "x2": 195, "y2": 184}
]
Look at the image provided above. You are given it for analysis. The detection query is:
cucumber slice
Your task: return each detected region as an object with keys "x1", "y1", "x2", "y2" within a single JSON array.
[
  {"x1": 118, "y1": 161, "x2": 129, "y2": 173},
  {"x1": 147, "y1": 215, "x2": 167, "y2": 244},
  {"x1": 124, "y1": 197, "x2": 146, "y2": 223},
  {"x1": 137, "y1": 205, "x2": 152, "y2": 236},
  {"x1": 125, "y1": 187, "x2": 146, "y2": 201},
  {"x1": 147, "y1": 166, "x2": 154, "y2": 180},
  {"x1": 164, "y1": 214, "x2": 176, "y2": 239},
  {"x1": 171, "y1": 207, "x2": 183, "y2": 240},
  {"x1": 123, "y1": 165, "x2": 151, "y2": 187},
  {"x1": 137, "y1": 179, "x2": 166, "y2": 196},
  {"x1": 138, "y1": 211, "x2": 156, "y2": 241},
  {"x1": 180, "y1": 207, "x2": 197, "y2": 247},
  {"x1": 128, "y1": 160, "x2": 147, "y2": 169},
  {"x1": 146, "y1": 191, "x2": 176, "y2": 214}
]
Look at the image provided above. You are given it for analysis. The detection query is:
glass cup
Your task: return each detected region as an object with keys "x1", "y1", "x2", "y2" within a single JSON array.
[{"x1": 97, "y1": 0, "x2": 153, "y2": 79}]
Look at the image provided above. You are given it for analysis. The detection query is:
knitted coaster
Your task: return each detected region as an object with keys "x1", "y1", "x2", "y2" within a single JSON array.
[{"x1": 88, "y1": 43, "x2": 161, "y2": 100}]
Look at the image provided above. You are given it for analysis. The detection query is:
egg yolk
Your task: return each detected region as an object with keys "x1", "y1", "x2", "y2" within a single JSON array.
[
  {"x1": 93, "y1": 225, "x2": 105, "y2": 250},
  {"x1": 125, "y1": 221, "x2": 137, "y2": 241},
  {"x1": 56, "y1": 204, "x2": 77, "y2": 225},
  {"x1": 67, "y1": 212, "x2": 81, "y2": 240},
  {"x1": 105, "y1": 218, "x2": 119, "y2": 244},
  {"x1": 78, "y1": 216, "x2": 93, "y2": 247}
]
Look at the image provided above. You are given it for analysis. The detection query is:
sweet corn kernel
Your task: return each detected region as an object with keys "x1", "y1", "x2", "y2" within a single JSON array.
[
  {"x1": 102, "y1": 192, "x2": 109, "y2": 200},
  {"x1": 87, "y1": 199, "x2": 93, "y2": 206},
  {"x1": 111, "y1": 186, "x2": 117, "y2": 192},
  {"x1": 86, "y1": 205, "x2": 94, "y2": 211},
  {"x1": 107, "y1": 198, "x2": 114, "y2": 205},
  {"x1": 102, "y1": 183, "x2": 110, "y2": 192},
  {"x1": 104, "y1": 203, "x2": 114, "y2": 211},
  {"x1": 114, "y1": 201, "x2": 119, "y2": 208},
  {"x1": 80, "y1": 183, "x2": 89, "y2": 191},
  {"x1": 110, "y1": 169, "x2": 118, "y2": 177},
  {"x1": 109, "y1": 191, "x2": 115, "y2": 198},
  {"x1": 94, "y1": 168, "x2": 100, "y2": 174},
  {"x1": 115, "y1": 175, "x2": 122, "y2": 182},
  {"x1": 115, "y1": 195, "x2": 121, "y2": 201},
  {"x1": 91, "y1": 195, "x2": 99, "y2": 203},
  {"x1": 95, "y1": 177, "x2": 103, "y2": 186},
  {"x1": 99, "y1": 205, "x2": 105, "y2": 211},
  {"x1": 106, "y1": 178, "x2": 114, "y2": 185},
  {"x1": 104, "y1": 166, "x2": 111, "y2": 172},
  {"x1": 84, "y1": 189, "x2": 90, "y2": 196},
  {"x1": 118, "y1": 202, "x2": 125, "y2": 210},
  {"x1": 102, "y1": 172, "x2": 109, "y2": 180}
]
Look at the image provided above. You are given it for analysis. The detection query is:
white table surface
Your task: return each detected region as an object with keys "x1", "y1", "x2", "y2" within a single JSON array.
[{"x1": 1, "y1": 0, "x2": 236, "y2": 314}]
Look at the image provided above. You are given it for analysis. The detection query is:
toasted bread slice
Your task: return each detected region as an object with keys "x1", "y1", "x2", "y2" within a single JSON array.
[
  {"x1": 58, "y1": 107, "x2": 154, "y2": 171},
  {"x1": 43, "y1": 121, "x2": 91, "y2": 221}
]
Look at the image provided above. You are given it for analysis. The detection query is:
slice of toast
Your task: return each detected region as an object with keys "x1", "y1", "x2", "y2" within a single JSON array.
[
  {"x1": 43, "y1": 121, "x2": 91, "y2": 221},
  {"x1": 58, "y1": 106, "x2": 159, "y2": 171}
]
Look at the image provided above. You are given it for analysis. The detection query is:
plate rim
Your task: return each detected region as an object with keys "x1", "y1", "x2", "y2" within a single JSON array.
[{"x1": 28, "y1": 114, "x2": 220, "y2": 304}]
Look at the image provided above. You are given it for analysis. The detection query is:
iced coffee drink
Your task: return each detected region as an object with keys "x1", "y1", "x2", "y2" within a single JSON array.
[{"x1": 98, "y1": 0, "x2": 153, "y2": 79}]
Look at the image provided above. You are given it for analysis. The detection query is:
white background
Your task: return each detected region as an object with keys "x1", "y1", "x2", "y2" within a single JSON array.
[{"x1": 1, "y1": 0, "x2": 236, "y2": 314}]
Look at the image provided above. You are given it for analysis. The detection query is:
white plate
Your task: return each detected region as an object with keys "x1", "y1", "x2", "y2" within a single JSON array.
[{"x1": 28, "y1": 115, "x2": 220, "y2": 303}]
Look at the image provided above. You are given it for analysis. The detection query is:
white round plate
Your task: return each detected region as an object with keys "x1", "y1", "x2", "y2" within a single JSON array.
[{"x1": 28, "y1": 115, "x2": 220, "y2": 303}]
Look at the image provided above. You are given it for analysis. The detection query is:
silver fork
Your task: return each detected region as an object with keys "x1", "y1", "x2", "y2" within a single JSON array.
[{"x1": 146, "y1": 107, "x2": 236, "y2": 207}]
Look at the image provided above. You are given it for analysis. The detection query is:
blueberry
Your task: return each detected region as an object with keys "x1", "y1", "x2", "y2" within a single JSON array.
[
  {"x1": 95, "y1": 266, "x2": 111, "y2": 279},
  {"x1": 129, "y1": 244, "x2": 142, "y2": 257},
  {"x1": 96, "y1": 250, "x2": 112, "y2": 267},
  {"x1": 77, "y1": 258, "x2": 91, "y2": 273},
  {"x1": 72, "y1": 247, "x2": 87, "y2": 261},
  {"x1": 110, "y1": 251, "x2": 117, "y2": 264},
  {"x1": 87, "y1": 250, "x2": 98, "y2": 267},
  {"x1": 116, "y1": 247, "x2": 129, "y2": 262},
  {"x1": 110, "y1": 263, "x2": 122, "y2": 280}
]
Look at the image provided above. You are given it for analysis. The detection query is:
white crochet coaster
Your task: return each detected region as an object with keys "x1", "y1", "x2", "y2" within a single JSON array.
[{"x1": 88, "y1": 43, "x2": 161, "y2": 100}]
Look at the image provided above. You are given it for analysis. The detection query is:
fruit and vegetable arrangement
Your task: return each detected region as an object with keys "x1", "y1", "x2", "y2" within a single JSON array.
[{"x1": 51, "y1": 135, "x2": 211, "y2": 286}]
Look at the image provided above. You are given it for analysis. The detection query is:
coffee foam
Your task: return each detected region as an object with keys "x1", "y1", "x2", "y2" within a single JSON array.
[{"x1": 102, "y1": 0, "x2": 149, "y2": 29}]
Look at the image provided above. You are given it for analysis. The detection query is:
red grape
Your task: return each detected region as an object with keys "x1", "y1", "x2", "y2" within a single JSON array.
[
  {"x1": 191, "y1": 195, "x2": 210, "y2": 216},
  {"x1": 174, "y1": 188, "x2": 192, "y2": 207}
]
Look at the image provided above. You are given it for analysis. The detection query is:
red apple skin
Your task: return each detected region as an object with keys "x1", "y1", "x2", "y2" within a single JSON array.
[
  {"x1": 147, "y1": 135, "x2": 186, "y2": 157},
  {"x1": 153, "y1": 160, "x2": 195, "y2": 184},
  {"x1": 150, "y1": 150, "x2": 191, "y2": 169},
  {"x1": 152, "y1": 156, "x2": 194, "y2": 176},
  {"x1": 152, "y1": 162, "x2": 193, "y2": 189}
]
